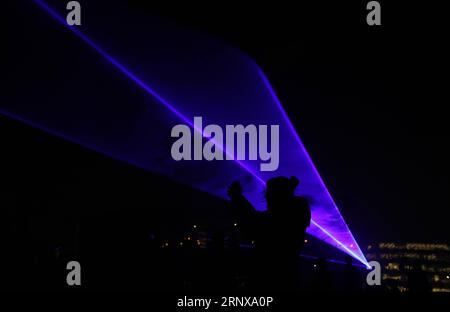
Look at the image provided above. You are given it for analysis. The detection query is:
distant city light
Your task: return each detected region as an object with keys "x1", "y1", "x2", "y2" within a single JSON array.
[
  {"x1": 367, "y1": 242, "x2": 450, "y2": 293},
  {"x1": 193, "y1": 225, "x2": 197, "y2": 229},
  {"x1": 233, "y1": 223, "x2": 237, "y2": 227},
  {"x1": 304, "y1": 239, "x2": 308, "y2": 243}
]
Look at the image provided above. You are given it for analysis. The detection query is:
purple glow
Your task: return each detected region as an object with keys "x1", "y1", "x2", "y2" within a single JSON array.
[
  {"x1": 3, "y1": 0, "x2": 368, "y2": 267},
  {"x1": 299, "y1": 254, "x2": 368, "y2": 269},
  {"x1": 31, "y1": 0, "x2": 265, "y2": 186}
]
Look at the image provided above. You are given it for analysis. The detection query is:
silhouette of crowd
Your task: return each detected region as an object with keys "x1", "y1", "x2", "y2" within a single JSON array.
[{"x1": 1, "y1": 171, "x2": 434, "y2": 294}]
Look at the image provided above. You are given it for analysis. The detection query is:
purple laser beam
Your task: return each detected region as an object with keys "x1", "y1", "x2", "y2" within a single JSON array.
[
  {"x1": 32, "y1": 0, "x2": 264, "y2": 185},
  {"x1": 257, "y1": 68, "x2": 369, "y2": 266},
  {"x1": 32, "y1": 0, "x2": 369, "y2": 267}
]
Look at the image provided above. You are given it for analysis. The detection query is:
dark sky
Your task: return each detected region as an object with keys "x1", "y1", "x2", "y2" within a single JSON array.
[{"x1": 4, "y1": 0, "x2": 449, "y2": 248}]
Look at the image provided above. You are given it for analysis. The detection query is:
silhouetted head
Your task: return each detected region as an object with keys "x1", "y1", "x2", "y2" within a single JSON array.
[
  {"x1": 228, "y1": 181, "x2": 243, "y2": 199},
  {"x1": 265, "y1": 176, "x2": 299, "y2": 209}
]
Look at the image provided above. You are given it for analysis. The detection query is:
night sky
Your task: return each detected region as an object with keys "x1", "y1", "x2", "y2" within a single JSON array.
[
  {"x1": 140, "y1": 1, "x2": 449, "y2": 246},
  {"x1": 4, "y1": 0, "x2": 449, "y2": 250}
]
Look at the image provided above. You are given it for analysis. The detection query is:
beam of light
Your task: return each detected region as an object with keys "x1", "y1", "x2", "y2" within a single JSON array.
[
  {"x1": 17, "y1": 0, "x2": 368, "y2": 266},
  {"x1": 257, "y1": 68, "x2": 369, "y2": 267},
  {"x1": 32, "y1": 0, "x2": 265, "y2": 185},
  {"x1": 311, "y1": 221, "x2": 369, "y2": 268}
]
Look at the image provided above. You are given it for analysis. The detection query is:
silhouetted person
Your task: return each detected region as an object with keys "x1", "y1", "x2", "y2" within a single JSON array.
[
  {"x1": 228, "y1": 176, "x2": 311, "y2": 290},
  {"x1": 313, "y1": 257, "x2": 333, "y2": 292},
  {"x1": 228, "y1": 181, "x2": 257, "y2": 241},
  {"x1": 343, "y1": 255, "x2": 362, "y2": 292},
  {"x1": 208, "y1": 230, "x2": 232, "y2": 291}
]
